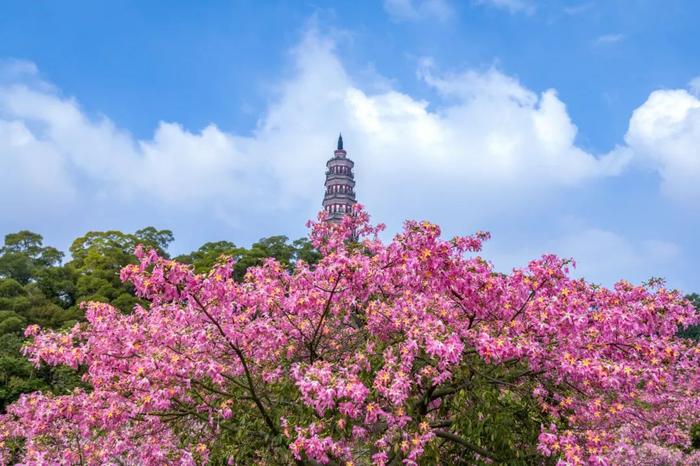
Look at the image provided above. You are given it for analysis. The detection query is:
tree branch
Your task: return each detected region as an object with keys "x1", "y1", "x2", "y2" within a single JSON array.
[
  {"x1": 433, "y1": 430, "x2": 502, "y2": 463},
  {"x1": 191, "y1": 294, "x2": 279, "y2": 437}
]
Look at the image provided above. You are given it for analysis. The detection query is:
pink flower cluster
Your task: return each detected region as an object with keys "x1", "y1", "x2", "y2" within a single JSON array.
[{"x1": 1, "y1": 205, "x2": 698, "y2": 465}]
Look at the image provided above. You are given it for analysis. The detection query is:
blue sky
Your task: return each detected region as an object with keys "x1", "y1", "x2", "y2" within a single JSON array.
[{"x1": 1, "y1": 0, "x2": 699, "y2": 291}]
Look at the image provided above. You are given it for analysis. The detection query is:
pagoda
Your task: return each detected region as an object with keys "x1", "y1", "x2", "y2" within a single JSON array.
[{"x1": 322, "y1": 133, "x2": 357, "y2": 222}]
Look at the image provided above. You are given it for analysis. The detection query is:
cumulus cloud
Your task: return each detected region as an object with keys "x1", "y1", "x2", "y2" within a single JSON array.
[
  {"x1": 4, "y1": 32, "x2": 624, "y2": 219},
  {"x1": 0, "y1": 28, "x2": 694, "y2": 287},
  {"x1": 623, "y1": 86, "x2": 700, "y2": 203},
  {"x1": 383, "y1": 0, "x2": 454, "y2": 22},
  {"x1": 0, "y1": 31, "x2": 629, "y2": 226},
  {"x1": 248, "y1": 32, "x2": 629, "y2": 230},
  {"x1": 0, "y1": 75, "x2": 259, "y2": 213}
]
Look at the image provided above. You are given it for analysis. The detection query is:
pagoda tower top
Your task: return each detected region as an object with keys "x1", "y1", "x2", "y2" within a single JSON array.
[{"x1": 322, "y1": 133, "x2": 356, "y2": 223}]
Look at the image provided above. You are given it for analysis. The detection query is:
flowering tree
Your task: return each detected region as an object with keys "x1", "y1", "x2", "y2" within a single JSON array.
[{"x1": 1, "y1": 207, "x2": 699, "y2": 465}]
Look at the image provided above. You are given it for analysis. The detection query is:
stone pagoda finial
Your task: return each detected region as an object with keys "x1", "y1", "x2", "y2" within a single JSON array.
[{"x1": 322, "y1": 133, "x2": 356, "y2": 223}]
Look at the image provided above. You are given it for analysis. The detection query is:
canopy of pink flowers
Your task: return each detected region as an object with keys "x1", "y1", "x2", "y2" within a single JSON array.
[{"x1": 1, "y1": 207, "x2": 698, "y2": 465}]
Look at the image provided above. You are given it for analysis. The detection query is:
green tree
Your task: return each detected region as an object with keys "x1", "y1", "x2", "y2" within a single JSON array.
[
  {"x1": 234, "y1": 236, "x2": 320, "y2": 280},
  {"x1": 177, "y1": 236, "x2": 320, "y2": 280},
  {"x1": 35, "y1": 265, "x2": 76, "y2": 308},
  {"x1": 0, "y1": 328, "x2": 82, "y2": 412},
  {"x1": 175, "y1": 241, "x2": 242, "y2": 274},
  {"x1": 67, "y1": 228, "x2": 173, "y2": 311},
  {"x1": 233, "y1": 235, "x2": 295, "y2": 280},
  {"x1": 292, "y1": 237, "x2": 321, "y2": 266},
  {"x1": 0, "y1": 231, "x2": 63, "y2": 285},
  {"x1": 0, "y1": 276, "x2": 81, "y2": 411},
  {"x1": 133, "y1": 227, "x2": 175, "y2": 257}
]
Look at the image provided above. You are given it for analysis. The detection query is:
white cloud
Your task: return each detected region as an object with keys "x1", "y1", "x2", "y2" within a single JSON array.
[
  {"x1": 0, "y1": 31, "x2": 628, "y2": 229},
  {"x1": 474, "y1": 0, "x2": 535, "y2": 14},
  {"x1": 623, "y1": 87, "x2": 700, "y2": 203},
  {"x1": 592, "y1": 33, "x2": 625, "y2": 47},
  {"x1": 551, "y1": 229, "x2": 680, "y2": 285},
  {"x1": 0, "y1": 118, "x2": 75, "y2": 215},
  {"x1": 689, "y1": 76, "x2": 700, "y2": 96},
  {"x1": 484, "y1": 223, "x2": 682, "y2": 287},
  {"x1": 0, "y1": 59, "x2": 38, "y2": 81},
  {"x1": 0, "y1": 30, "x2": 695, "y2": 288},
  {"x1": 383, "y1": 0, "x2": 454, "y2": 22}
]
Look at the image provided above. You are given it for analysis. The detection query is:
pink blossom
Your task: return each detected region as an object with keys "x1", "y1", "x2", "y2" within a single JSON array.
[{"x1": 1, "y1": 206, "x2": 698, "y2": 465}]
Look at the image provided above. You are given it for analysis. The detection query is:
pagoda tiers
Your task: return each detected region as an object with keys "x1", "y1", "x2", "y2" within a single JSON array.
[{"x1": 322, "y1": 133, "x2": 357, "y2": 222}]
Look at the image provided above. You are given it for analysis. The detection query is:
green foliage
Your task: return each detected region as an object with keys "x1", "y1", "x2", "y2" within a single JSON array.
[
  {"x1": 176, "y1": 236, "x2": 320, "y2": 280},
  {"x1": 692, "y1": 423, "x2": 700, "y2": 449},
  {"x1": 0, "y1": 231, "x2": 63, "y2": 285},
  {"x1": 0, "y1": 312, "x2": 26, "y2": 335},
  {"x1": 292, "y1": 237, "x2": 322, "y2": 265},
  {"x1": 443, "y1": 362, "x2": 554, "y2": 465},
  {"x1": 0, "y1": 276, "x2": 81, "y2": 410},
  {"x1": 67, "y1": 228, "x2": 173, "y2": 312},
  {"x1": 678, "y1": 294, "x2": 700, "y2": 340},
  {"x1": 0, "y1": 332, "x2": 83, "y2": 411},
  {"x1": 235, "y1": 236, "x2": 319, "y2": 280},
  {"x1": 175, "y1": 241, "x2": 242, "y2": 274},
  {"x1": 233, "y1": 236, "x2": 294, "y2": 281},
  {"x1": 35, "y1": 265, "x2": 76, "y2": 308},
  {"x1": 0, "y1": 278, "x2": 26, "y2": 299}
]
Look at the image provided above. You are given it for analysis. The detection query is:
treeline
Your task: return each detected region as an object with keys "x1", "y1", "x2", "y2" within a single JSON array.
[{"x1": 0, "y1": 228, "x2": 319, "y2": 411}]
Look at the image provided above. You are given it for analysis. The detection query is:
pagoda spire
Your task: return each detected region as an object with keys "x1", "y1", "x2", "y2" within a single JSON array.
[{"x1": 322, "y1": 133, "x2": 356, "y2": 223}]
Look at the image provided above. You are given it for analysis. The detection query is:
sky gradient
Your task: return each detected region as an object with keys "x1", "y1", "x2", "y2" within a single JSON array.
[{"x1": 1, "y1": 0, "x2": 699, "y2": 291}]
